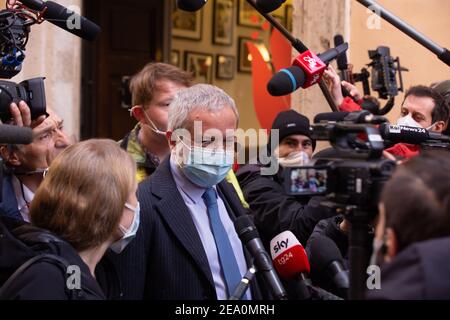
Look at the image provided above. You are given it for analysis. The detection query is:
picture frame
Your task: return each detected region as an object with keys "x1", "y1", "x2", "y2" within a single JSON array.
[
  {"x1": 238, "y1": 37, "x2": 262, "y2": 73},
  {"x1": 285, "y1": 4, "x2": 293, "y2": 32},
  {"x1": 216, "y1": 54, "x2": 235, "y2": 80},
  {"x1": 172, "y1": 3, "x2": 203, "y2": 40},
  {"x1": 213, "y1": 0, "x2": 234, "y2": 46},
  {"x1": 237, "y1": 0, "x2": 264, "y2": 28},
  {"x1": 170, "y1": 50, "x2": 181, "y2": 67},
  {"x1": 185, "y1": 51, "x2": 214, "y2": 84}
]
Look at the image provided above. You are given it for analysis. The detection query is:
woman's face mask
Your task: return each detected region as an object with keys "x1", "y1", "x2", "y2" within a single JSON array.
[{"x1": 110, "y1": 202, "x2": 140, "y2": 254}]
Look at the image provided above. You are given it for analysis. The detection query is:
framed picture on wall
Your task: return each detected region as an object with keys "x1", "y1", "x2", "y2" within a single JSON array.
[
  {"x1": 185, "y1": 51, "x2": 213, "y2": 84},
  {"x1": 213, "y1": 0, "x2": 234, "y2": 46},
  {"x1": 172, "y1": 3, "x2": 203, "y2": 40},
  {"x1": 216, "y1": 55, "x2": 235, "y2": 80},
  {"x1": 238, "y1": 37, "x2": 262, "y2": 73},
  {"x1": 238, "y1": 0, "x2": 264, "y2": 28},
  {"x1": 170, "y1": 50, "x2": 181, "y2": 67}
]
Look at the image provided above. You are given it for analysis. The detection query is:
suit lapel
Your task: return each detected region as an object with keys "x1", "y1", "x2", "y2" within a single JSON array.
[{"x1": 150, "y1": 159, "x2": 215, "y2": 288}]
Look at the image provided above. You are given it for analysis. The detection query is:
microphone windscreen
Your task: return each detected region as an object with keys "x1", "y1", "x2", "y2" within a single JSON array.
[
  {"x1": 309, "y1": 235, "x2": 344, "y2": 274},
  {"x1": 255, "y1": 0, "x2": 286, "y2": 13},
  {"x1": 176, "y1": 0, "x2": 208, "y2": 12},
  {"x1": 270, "y1": 231, "x2": 310, "y2": 278},
  {"x1": 267, "y1": 66, "x2": 306, "y2": 96},
  {"x1": 43, "y1": 1, "x2": 100, "y2": 41},
  {"x1": 0, "y1": 125, "x2": 33, "y2": 145}
]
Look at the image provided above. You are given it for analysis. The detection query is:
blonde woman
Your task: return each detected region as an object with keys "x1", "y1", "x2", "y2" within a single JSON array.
[{"x1": 0, "y1": 139, "x2": 138, "y2": 300}]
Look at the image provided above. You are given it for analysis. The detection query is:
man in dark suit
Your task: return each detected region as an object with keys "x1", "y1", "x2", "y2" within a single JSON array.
[{"x1": 111, "y1": 84, "x2": 265, "y2": 300}]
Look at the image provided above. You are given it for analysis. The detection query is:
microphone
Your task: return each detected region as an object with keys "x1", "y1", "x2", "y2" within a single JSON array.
[
  {"x1": 229, "y1": 266, "x2": 256, "y2": 300},
  {"x1": 0, "y1": 125, "x2": 33, "y2": 144},
  {"x1": 255, "y1": 0, "x2": 287, "y2": 13},
  {"x1": 379, "y1": 123, "x2": 450, "y2": 145},
  {"x1": 314, "y1": 111, "x2": 388, "y2": 125},
  {"x1": 334, "y1": 35, "x2": 348, "y2": 74},
  {"x1": 309, "y1": 235, "x2": 349, "y2": 299},
  {"x1": 234, "y1": 215, "x2": 288, "y2": 300},
  {"x1": 267, "y1": 43, "x2": 349, "y2": 96},
  {"x1": 19, "y1": 0, "x2": 100, "y2": 41},
  {"x1": 176, "y1": 0, "x2": 208, "y2": 12},
  {"x1": 270, "y1": 231, "x2": 311, "y2": 300}
]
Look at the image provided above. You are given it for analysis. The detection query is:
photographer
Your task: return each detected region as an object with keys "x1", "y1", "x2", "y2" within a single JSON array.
[
  {"x1": 236, "y1": 110, "x2": 336, "y2": 246},
  {"x1": 0, "y1": 103, "x2": 70, "y2": 222},
  {"x1": 367, "y1": 150, "x2": 450, "y2": 299}
]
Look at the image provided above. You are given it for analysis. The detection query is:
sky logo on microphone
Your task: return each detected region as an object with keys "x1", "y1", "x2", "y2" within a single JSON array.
[{"x1": 272, "y1": 239, "x2": 289, "y2": 254}]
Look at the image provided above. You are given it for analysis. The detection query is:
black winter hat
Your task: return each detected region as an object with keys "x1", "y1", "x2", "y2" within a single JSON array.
[{"x1": 269, "y1": 109, "x2": 316, "y2": 150}]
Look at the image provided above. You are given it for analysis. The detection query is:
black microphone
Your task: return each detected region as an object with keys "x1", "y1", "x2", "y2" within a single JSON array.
[
  {"x1": 229, "y1": 266, "x2": 256, "y2": 300},
  {"x1": 334, "y1": 35, "x2": 348, "y2": 73},
  {"x1": 234, "y1": 215, "x2": 288, "y2": 300},
  {"x1": 0, "y1": 125, "x2": 33, "y2": 144},
  {"x1": 20, "y1": 0, "x2": 100, "y2": 41},
  {"x1": 267, "y1": 43, "x2": 349, "y2": 96},
  {"x1": 255, "y1": 0, "x2": 287, "y2": 13},
  {"x1": 314, "y1": 110, "x2": 388, "y2": 125},
  {"x1": 176, "y1": 0, "x2": 208, "y2": 12},
  {"x1": 379, "y1": 123, "x2": 450, "y2": 145},
  {"x1": 309, "y1": 235, "x2": 349, "y2": 299}
]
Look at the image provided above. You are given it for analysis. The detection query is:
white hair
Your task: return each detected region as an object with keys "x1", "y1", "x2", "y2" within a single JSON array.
[{"x1": 168, "y1": 84, "x2": 239, "y2": 131}]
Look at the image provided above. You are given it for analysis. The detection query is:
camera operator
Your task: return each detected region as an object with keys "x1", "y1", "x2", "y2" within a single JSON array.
[
  {"x1": 324, "y1": 66, "x2": 450, "y2": 159},
  {"x1": 236, "y1": 110, "x2": 336, "y2": 246},
  {"x1": 0, "y1": 103, "x2": 70, "y2": 222},
  {"x1": 367, "y1": 150, "x2": 450, "y2": 299}
]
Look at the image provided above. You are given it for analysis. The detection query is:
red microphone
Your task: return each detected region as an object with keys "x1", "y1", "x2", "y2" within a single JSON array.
[
  {"x1": 292, "y1": 51, "x2": 327, "y2": 89},
  {"x1": 270, "y1": 231, "x2": 311, "y2": 299}
]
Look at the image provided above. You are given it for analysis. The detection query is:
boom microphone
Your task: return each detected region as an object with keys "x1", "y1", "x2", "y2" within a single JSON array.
[
  {"x1": 234, "y1": 215, "x2": 288, "y2": 300},
  {"x1": 0, "y1": 125, "x2": 33, "y2": 144},
  {"x1": 19, "y1": 0, "x2": 100, "y2": 41},
  {"x1": 267, "y1": 43, "x2": 349, "y2": 96},
  {"x1": 255, "y1": 0, "x2": 287, "y2": 13},
  {"x1": 176, "y1": 0, "x2": 208, "y2": 12},
  {"x1": 309, "y1": 235, "x2": 349, "y2": 299},
  {"x1": 270, "y1": 231, "x2": 311, "y2": 300}
]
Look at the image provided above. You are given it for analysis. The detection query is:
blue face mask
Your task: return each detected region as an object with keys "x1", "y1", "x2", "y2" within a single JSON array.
[
  {"x1": 177, "y1": 140, "x2": 234, "y2": 188},
  {"x1": 110, "y1": 202, "x2": 140, "y2": 254}
]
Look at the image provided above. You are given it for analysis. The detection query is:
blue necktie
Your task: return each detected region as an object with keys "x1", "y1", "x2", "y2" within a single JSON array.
[{"x1": 202, "y1": 187, "x2": 243, "y2": 298}]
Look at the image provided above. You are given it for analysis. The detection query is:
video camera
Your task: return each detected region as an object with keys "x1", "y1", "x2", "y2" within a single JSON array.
[
  {"x1": 282, "y1": 116, "x2": 396, "y2": 217},
  {"x1": 0, "y1": 0, "x2": 100, "y2": 125}
]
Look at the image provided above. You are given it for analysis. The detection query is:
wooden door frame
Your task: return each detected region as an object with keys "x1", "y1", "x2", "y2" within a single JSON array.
[{"x1": 81, "y1": 0, "x2": 171, "y2": 140}]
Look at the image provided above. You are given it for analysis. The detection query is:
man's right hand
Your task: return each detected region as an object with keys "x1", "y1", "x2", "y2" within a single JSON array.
[{"x1": 9, "y1": 101, "x2": 46, "y2": 128}]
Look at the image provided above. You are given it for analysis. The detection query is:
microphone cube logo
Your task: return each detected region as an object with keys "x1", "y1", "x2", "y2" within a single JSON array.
[{"x1": 293, "y1": 51, "x2": 326, "y2": 88}]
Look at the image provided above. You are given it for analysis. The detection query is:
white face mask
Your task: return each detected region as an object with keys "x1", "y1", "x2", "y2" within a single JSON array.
[
  {"x1": 143, "y1": 111, "x2": 166, "y2": 135},
  {"x1": 277, "y1": 151, "x2": 310, "y2": 168},
  {"x1": 397, "y1": 114, "x2": 437, "y2": 131},
  {"x1": 110, "y1": 202, "x2": 140, "y2": 254}
]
